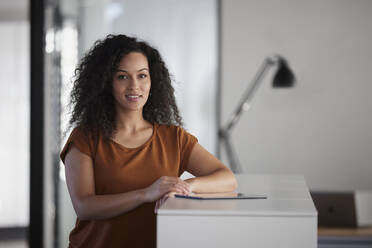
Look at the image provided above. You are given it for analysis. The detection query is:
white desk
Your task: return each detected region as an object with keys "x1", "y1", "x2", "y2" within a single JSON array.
[{"x1": 157, "y1": 174, "x2": 317, "y2": 248}]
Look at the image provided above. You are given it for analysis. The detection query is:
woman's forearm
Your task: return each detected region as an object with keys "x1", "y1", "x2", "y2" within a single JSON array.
[
  {"x1": 185, "y1": 168, "x2": 238, "y2": 193},
  {"x1": 76, "y1": 189, "x2": 146, "y2": 220}
]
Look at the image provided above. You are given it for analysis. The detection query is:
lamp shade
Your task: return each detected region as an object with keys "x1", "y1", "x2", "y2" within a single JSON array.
[{"x1": 272, "y1": 58, "x2": 296, "y2": 88}]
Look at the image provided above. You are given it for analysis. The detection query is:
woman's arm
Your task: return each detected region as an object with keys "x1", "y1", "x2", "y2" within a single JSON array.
[
  {"x1": 184, "y1": 143, "x2": 238, "y2": 193},
  {"x1": 64, "y1": 146, "x2": 191, "y2": 220}
]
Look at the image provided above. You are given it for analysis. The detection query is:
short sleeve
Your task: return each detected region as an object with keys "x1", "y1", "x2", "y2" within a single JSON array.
[
  {"x1": 177, "y1": 126, "x2": 198, "y2": 175},
  {"x1": 60, "y1": 127, "x2": 95, "y2": 164}
]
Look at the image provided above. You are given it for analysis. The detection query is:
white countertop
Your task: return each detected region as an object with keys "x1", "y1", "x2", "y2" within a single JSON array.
[{"x1": 157, "y1": 174, "x2": 317, "y2": 217}]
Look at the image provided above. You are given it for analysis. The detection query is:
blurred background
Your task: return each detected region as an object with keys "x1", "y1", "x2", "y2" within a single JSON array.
[{"x1": 0, "y1": 0, "x2": 371, "y2": 247}]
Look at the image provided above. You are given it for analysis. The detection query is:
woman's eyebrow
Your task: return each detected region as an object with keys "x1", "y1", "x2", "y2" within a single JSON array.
[{"x1": 116, "y1": 68, "x2": 148, "y2": 73}]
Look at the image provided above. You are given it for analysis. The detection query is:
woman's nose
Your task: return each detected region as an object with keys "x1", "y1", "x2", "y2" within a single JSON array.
[{"x1": 128, "y1": 78, "x2": 139, "y2": 89}]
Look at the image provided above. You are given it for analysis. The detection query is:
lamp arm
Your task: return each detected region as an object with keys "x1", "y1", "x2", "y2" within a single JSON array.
[
  {"x1": 221, "y1": 133, "x2": 243, "y2": 173},
  {"x1": 219, "y1": 56, "x2": 282, "y2": 173},
  {"x1": 223, "y1": 57, "x2": 277, "y2": 133}
]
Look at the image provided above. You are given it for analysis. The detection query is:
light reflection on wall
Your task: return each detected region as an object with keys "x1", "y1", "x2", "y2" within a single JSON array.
[{"x1": 59, "y1": 21, "x2": 78, "y2": 182}]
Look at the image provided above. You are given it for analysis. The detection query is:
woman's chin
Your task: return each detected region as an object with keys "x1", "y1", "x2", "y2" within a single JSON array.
[{"x1": 117, "y1": 103, "x2": 145, "y2": 112}]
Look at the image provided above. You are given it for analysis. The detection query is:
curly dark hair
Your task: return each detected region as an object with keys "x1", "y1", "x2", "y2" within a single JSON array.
[{"x1": 68, "y1": 34, "x2": 183, "y2": 139}]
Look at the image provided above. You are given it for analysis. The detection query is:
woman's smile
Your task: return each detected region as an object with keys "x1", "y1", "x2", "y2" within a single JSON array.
[{"x1": 125, "y1": 94, "x2": 143, "y2": 102}]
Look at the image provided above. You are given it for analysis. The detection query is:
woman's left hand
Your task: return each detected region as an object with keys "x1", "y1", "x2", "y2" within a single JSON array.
[{"x1": 154, "y1": 192, "x2": 177, "y2": 213}]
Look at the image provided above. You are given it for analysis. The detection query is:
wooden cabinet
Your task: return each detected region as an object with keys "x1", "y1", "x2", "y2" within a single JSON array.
[{"x1": 318, "y1": 227, "x2": 372, "y2": 248}]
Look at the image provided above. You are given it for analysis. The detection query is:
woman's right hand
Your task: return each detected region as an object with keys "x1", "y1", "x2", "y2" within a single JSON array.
[{"x1": 143, "y1": 176, "x2": 191, "y2": 202}]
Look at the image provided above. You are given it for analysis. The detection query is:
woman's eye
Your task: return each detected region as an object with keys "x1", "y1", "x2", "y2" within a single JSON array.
[
  {"x1": 118, "y1": 75, "x2": 128, "y2": 80},
  {"x1": 139, "y1": 74, "x2": 147, "y2": 79}
]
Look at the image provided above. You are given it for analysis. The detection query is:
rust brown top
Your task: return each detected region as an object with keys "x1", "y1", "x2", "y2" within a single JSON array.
[{"x1": 60, "y1": 123, "x2": 198, "y2": 248}]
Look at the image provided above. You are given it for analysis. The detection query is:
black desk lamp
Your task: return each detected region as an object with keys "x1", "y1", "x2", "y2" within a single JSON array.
[{"x1": 219, "y1": 55, "x2": 296, "y2": 173}]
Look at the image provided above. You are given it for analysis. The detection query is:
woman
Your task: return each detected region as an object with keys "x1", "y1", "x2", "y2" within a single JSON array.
[{"x1": 60, "y1": 34, "x2": 237, "y2": 248}]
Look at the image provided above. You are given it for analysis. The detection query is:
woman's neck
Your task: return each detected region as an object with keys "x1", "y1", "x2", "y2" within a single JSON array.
[{"x1": 115, "y1": 109, "x2": 149, "y2": 133}]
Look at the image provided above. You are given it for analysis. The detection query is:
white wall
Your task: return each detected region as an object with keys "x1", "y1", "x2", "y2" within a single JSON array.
[
  {"x1": 0, "y1": 21, "x2": 29, "y2": 227},
  {"x1": 79, "y1": 0, "x2": 218, "y2": 154},
  {"x1": 221, "y1": 0, "x2": 372, "y2": 190}
]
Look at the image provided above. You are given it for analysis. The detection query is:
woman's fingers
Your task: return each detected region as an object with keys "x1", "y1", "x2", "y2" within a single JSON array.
[
  {"x1": 155, "y1": 197, "x2": 165, "y2": 213},
  {"x1": 153, "y1": 177, "x2": 193, "y2": 212},
  {"x1": 165, "y1": 177, "x2": 190, "y2": 189},
  {"x1": 154, "y1": 194, "x2": 170, "y2": 213},
  {"x1": 167, "y1": 192, "x2": 176, "y2": 198},
  {"x1": 147, "y1": 176, "x2": 191, "y2": 203},
  {"x1": 154, "y1": 200, "x2": 159, "y2": 213},
  {"x1": 168, "y1": 184, "x2": 189, "y2": 195},
  {"x1": 149, "y1": 176, "x2": 191, "y2": 202},
  {"x1": 163, "y1": 178, "x2": 191, "y2": 194},
  {"x1": 176, "y1": 180, "x2": 191, "y2": 193}
]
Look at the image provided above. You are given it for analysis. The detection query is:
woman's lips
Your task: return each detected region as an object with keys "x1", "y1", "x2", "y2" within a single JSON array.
[{"x1": 125, "y1": 94, "x2": 142, "y2": 102}]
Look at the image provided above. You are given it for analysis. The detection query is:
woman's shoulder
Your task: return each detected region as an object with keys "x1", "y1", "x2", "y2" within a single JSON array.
[
  {"x1": 60, "y1": 126, "x2": 99, "y2": 162},
  {"x1": 68, "y1": 125, "x2": 91, "y2": 137},
  {"x1": 65, "y1": 125, "x2": 101, "y2": 144},
  {"x1": 155, "y1": 123, "x2": 196, "y2": 140}
]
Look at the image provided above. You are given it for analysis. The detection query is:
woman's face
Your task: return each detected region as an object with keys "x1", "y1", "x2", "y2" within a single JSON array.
[{"x1": 112, "y1": 52, "x2": 151, "y2": 113}]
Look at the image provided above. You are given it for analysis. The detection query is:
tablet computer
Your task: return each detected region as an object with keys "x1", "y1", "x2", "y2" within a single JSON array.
[{"x1": 174, "y1": 192, "x2": 267, "y2": 200}]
